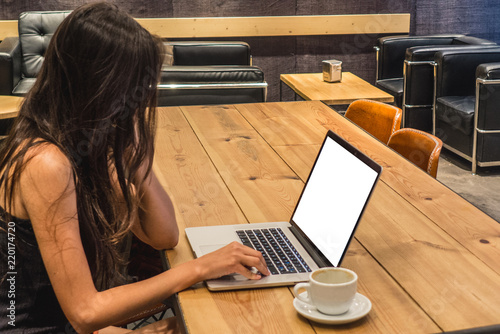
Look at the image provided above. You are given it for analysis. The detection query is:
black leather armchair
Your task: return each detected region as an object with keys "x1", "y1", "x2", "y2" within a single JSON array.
[
  {"x1": 158, "y1": 41, "x2": 267, "y2": 106},
  {"x1": 0, "y1": 11, "x2": 71, "y2": 96},
  {"x1": 375, "y1": 35, "x2": 496, "y2": 131},
  {"x1": 0, "y1": 13, "x2": 267, "y2": 107},
  {"x1": 433, "y1": 47, "x2": 500, "y2": 173}
]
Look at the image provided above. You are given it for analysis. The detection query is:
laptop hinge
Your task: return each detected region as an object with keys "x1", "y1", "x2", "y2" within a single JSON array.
[{"x1": 288, "y1": 225, "x2": 332, "y2": 268}]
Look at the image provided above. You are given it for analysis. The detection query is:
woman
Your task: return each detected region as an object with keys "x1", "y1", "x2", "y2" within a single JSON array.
[{"x1": 0, "y1": 3, "x2": 269, "y2": 333}]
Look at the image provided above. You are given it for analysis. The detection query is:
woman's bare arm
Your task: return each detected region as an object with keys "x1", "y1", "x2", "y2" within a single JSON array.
[
  {"x1": 20, "y1": 145, "x2": 269, "y2": 333},
  {"x1": 131, "y1": 169, "x2": 179, "y2": 250}
]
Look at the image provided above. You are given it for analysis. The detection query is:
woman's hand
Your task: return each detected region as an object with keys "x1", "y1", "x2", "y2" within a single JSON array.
[{"x1": 194, "y1": 241, "x2": 271, "y2": 280}]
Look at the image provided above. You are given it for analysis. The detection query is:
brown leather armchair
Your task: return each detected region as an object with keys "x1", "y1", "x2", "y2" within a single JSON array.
[
  {"x1": 345, "y1": 99, "x2": 402, "y2": 144},
  {"x1": 388, "y1": 128, "x2": 443, "y2": 178}
]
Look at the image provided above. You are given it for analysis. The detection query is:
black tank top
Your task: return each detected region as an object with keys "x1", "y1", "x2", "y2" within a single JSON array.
[{"x1": 0, "y1": 207, "x2": 76, "y2": 333}]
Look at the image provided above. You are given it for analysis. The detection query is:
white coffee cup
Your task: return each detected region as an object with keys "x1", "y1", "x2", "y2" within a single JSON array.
[{"x1": 293, "y1": 267, "x2": 358, "y2": 315}]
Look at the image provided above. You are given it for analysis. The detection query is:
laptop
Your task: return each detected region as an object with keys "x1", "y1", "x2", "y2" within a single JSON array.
[{"x1": 185, "y1": 129, "x2": 382, "y2": 291}]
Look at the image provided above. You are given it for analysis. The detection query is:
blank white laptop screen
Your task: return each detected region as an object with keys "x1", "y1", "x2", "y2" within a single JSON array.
[{"x1": 291, "y1": 135, "x2": 379, "y2": 267}]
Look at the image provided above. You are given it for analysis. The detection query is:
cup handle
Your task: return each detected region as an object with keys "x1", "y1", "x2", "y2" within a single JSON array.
[{"x1": 294, "y1": 283, "x2": 312, "y2": 304}]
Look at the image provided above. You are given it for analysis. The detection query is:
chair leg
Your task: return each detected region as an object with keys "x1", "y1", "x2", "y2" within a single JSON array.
[{"x1": 129, "y1": 309, "x2": 169, "y2": 330}]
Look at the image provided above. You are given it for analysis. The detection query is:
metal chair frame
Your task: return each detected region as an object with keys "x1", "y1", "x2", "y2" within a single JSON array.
[
  {"x1": 432, "y1": 64, "x2": 500, "y2": 174},
  {"x1": 402, "y1": 59, "x2": 435, "y2": 128}
]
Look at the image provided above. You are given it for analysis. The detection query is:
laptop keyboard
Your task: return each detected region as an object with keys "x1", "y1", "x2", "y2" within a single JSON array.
[{"x1": 236, "y1": 228, "x2": 312, "y2": 275}]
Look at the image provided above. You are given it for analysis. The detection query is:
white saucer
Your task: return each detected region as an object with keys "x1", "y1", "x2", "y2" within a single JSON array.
[{"x1": 293, "y1": 292, "x2": 371, "y2": 325}]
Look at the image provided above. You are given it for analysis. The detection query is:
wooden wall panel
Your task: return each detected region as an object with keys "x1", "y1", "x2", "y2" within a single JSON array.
[{"x1": 172, "y1": 0, "x2": 295, "y2": 17}]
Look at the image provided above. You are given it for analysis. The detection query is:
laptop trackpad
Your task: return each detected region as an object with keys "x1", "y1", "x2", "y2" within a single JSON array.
[
  {"x1": 213, "y1": 273, "x2": 247, "y2": 282},
  {"x1": 199, "y1": 244, "x2": 228, "y2": 255}
]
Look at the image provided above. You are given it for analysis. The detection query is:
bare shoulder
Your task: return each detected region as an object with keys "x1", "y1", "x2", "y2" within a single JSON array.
[
  {"x1": 25, "y1": 142, "x2": 72, "y2": 170},
  {"x1": 20, "y1": 142, "x2": 75, "y2": 203}
]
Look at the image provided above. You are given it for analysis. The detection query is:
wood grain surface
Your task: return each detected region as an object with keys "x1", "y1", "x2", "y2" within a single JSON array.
[
  {"x1": 0, "y1": 95, "x2": 22, "y2": 120},
  {"x1": 155, "y1": 101, "x2": 500, "y2": 333},
  {"x1": 280, "y1": 73, "x2": 394, "y2": 105},
  {"x1": 0, "y1": 14, "x2": 410, "y2": 40}
]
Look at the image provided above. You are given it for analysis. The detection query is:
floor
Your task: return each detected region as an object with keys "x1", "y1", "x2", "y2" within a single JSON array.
[{"x1": 436, "y1": 149, "x2": 500, "y2": 223}]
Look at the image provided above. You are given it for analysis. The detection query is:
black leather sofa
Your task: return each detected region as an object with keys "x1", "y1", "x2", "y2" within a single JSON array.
[
  {"x1": 433, "y1": 47, "x2": 500, "y2": 173},
  {"x1": 0, "y1": 11, "x2": 71, "y2": 96},
  {"x1": 0, "y1": 12, "x2": 267, "y2": 107},
  {"x1": 0, "y1": 11, "x2": 71, "y2": 135},
  {"x1": 158, "y1": 41, "x2": 267, "y2": 106},
  {"x1": 374, "y1": 35, "x2": 496, "y2": 131}
]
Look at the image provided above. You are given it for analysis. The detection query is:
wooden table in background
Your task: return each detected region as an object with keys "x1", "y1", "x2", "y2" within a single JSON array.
[
  {"x1": 280, "y1": 72, "x2": 394, "y2": 105},
  {"x1": 154, "y1": 101, "x2": 500, "y2": 333},
  {"x1": 0, "y1": 95, "x2": 22, "y2": 120}
]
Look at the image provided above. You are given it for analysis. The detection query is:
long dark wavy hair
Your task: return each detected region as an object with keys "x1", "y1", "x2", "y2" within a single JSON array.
[{"x1": 0, "y1": 2, "x2": 164, "y2": 290}]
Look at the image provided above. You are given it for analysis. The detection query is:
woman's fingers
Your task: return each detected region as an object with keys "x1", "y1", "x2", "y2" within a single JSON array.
[
  {"x1": 198, "y1": 241, "x2": 271, "y2": 280},
  {"x1": 232, "y1": 242, "x2": 271, "y2": 278}
]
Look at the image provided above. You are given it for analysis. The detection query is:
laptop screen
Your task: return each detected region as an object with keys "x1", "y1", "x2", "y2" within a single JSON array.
[{"x1": 290, "y1": 130, "x2": 381, "y2": 267}]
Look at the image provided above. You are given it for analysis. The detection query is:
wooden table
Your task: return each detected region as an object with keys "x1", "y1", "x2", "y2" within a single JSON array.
[
  {"x1": 154, "y1": 101, "x2": 500, "y2": 333},
  {"x1": 280, "y1": 72, "x2": 394, "y2": 105},
  {"x1": 0, "y1": 95, "x2": 22, "y2": 120}
]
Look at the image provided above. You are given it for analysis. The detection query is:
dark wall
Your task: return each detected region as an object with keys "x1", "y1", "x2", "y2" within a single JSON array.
[
  {"x1": 413, "y1": 0, "x2": 500, "y2": 41},
  {"x1": 1, "y1": 1, "x2": 499, "y2": 102}
]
